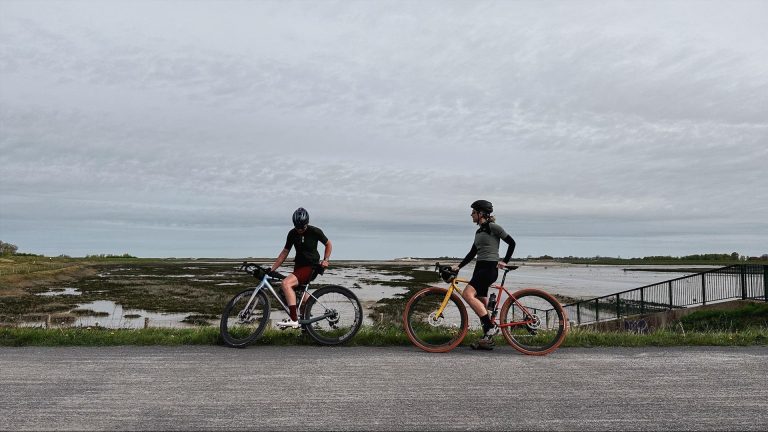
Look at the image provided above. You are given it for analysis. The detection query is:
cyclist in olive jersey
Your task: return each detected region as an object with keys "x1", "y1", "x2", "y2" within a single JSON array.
[
  {"x1": 269, "y1": 207, "x2": 332, "y2": 329},
  {"x1": 451, "y1": 200, "x2": 516, "y2": 350}
]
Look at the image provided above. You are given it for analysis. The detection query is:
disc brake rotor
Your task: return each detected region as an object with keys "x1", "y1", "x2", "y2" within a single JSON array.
[
  {"x1": 526, "y1": 314, "x2": 542, "y2": 331},
  {"x1": 427, "y1": 311, "x2": 444, "y2": 327}
]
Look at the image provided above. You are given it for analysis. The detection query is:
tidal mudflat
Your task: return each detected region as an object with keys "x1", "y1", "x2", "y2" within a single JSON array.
[{"x1": 0, "y1": 259, "x2": 706, "y2": 329}]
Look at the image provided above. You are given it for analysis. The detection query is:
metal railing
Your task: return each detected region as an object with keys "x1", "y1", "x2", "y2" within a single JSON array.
[{"x1": 563, "y1": 264, "x2": 767, "y2": 326}]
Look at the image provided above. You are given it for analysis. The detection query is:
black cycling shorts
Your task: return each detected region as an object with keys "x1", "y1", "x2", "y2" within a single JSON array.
[{"x1": 468, "y1": 261, "x2": 498, "y2": 298}]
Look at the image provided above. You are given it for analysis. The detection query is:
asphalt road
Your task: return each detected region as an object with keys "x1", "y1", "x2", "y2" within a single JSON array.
[{"x1": 1, "y1": 345, "x2": 766, "y2": 431}]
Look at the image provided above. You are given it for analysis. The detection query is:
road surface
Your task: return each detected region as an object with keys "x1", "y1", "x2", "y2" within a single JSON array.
[{"x1": 1, "y1": 346, "x2": 766, "y2": 430}]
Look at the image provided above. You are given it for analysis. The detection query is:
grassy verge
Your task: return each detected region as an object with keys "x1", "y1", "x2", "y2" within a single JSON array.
[{"x1": 1, "y1": 325, "x2": 766, "y2": 347}]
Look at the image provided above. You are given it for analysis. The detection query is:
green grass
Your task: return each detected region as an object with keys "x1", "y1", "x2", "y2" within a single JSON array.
[
  {"x1": 1, "y1": 324, "x2": 766, "y2": 347},
  {"x1": 678, "y1": 302, "x2": 768, "y2": 331}
]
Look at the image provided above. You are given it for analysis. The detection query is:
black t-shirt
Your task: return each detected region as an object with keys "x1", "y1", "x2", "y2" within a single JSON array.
[{"x1": 283, "y1": 225, "x2": 329, "y2": 266}]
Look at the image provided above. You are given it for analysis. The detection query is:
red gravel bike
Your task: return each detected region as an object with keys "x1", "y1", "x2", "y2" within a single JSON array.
[{"x1": 403, "y1": 263, "x2": 568, "y2": 354}]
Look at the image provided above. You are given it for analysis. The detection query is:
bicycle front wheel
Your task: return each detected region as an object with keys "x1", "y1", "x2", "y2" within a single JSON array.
[
  {"x1": 499, "y1": 288, "x2": 568, "y2": 355},
  {"x1": 303, "y1": 285, "x2": 363, "y2": 346},
  {"x1": 220, "y1": 288, "x2": 270, "y2": 348},
  {"x1": 403, "y1": 287, "x2": 468, "y2": 353}
]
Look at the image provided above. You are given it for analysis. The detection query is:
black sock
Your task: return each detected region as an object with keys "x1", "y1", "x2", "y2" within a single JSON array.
[
  {"x1": 289, "y1": 305, "x2": 298, "y2": 321},
  {"x1": 480, "y1": 314, "x2": 493, "y2": 333}
]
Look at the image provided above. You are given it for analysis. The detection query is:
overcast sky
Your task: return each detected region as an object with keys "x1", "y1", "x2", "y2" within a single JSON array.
[{"x1": 1, "y1": 0, "x2": 766, "y2": 259}]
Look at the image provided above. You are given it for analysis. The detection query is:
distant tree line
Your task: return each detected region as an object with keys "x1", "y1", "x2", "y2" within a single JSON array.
[
  {"x1": 0, "y1": 241, "x2": 136, "y2": 259},
  {"x1": 529, "y1": 253, "x2": 768, "y2": 264},
  {"x1": 85, "y1": 253, "x2": 138, "y2": 259}
]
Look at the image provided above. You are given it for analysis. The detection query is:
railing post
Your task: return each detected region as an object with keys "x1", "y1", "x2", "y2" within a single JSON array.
[
  {"x1": 616, "y1": 294, "x2": 621, "y2": 318},
  {"x1": 764, "y1": 265, "x2": 767, "y2": 302},
  {"x1": 576, "y1": 302, "x2": 581, "y2": 325},
  {"x1": 640, "y1": 288, "x2": 645, "y2": 315},
  {"x1": 701, "y1": 274, "x2": 707, "y2": 306},
  {"x1": 740, "y1": 265, "x2": 747, "y2": 300},
  {"x1": 595, "y1": 299, "x2": 600, "y2": 322},
  {"x1": 668, "y1": 281, "x2": 673, "y2": 309}
]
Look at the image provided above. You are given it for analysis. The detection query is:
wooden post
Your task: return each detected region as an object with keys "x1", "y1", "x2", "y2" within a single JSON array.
[
  {"x1": 46, "y1": 314, "x2": 51, "y2": 329},
  {"x1": 144, "y1": 317, "x2": 149, "y2": 329}
]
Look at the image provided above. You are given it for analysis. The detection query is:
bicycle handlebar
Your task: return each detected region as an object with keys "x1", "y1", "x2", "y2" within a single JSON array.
[
  {"x1": 238, "y1": 261, "x2": 285, "y2": 280},
  {"x1": 434, "y1": 262, "x2": 458, "y2": 283},
  {"x1": 238, "y1": 261, "x2": 327, "y2": 281}
]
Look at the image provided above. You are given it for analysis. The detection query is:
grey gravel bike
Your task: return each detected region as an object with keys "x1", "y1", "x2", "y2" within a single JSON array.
[{"x1": 220, "y1": 262, "x2": 362, "y2": 347}]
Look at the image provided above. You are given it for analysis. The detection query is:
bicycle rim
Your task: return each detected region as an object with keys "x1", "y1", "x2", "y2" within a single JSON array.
[
  {"x1": 220, "y1": 289, "x2": 270, "y2": 347},
  {"x1": 403, "y1": 287, "x2": 468, "y2": 353},
  {"x1": 304, "y1": 286, "x2": 362, "y2": 345},
  {"x1": 500, "y1": 289, "x2": 567, "y2": 355}
]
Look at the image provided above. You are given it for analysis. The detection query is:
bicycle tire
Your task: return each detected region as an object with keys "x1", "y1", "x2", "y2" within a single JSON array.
[
  {"x1": 303, "y1": 285, "x2": 363, "y2": 346},
  {"x1": 220, "y1": 288, "x2": 270, "y2": 348},
  {"x1": 499, "y1": 288, "x2": 568, "y2": 356},
  {"x1": 403, "y1": 287, "x2": 468, "y2": 353}
]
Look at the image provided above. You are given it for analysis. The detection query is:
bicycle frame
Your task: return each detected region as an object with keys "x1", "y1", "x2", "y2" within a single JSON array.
[
  {"x1": 241, "y1": 273, "x2": 334, "y2": 326},
  {"x1": 436, "y1": 273, "x2": 537, "y2": 329}
]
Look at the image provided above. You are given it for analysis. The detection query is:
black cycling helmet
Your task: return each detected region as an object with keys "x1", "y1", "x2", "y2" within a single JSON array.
[
  {"x1": 471, "y1": 200, "x2": 493, "y2": 215},
  {"x1": 292, "y1": 207, "x2": 309, "y2": 228}
]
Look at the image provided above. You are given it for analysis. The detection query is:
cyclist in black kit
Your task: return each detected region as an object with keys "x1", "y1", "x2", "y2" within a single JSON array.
[
  {"x1": 451, "y1": 200, "x2": 516, "y2": 350},
  {"x1": 269, "y1": 207, "x2": 332, "y2": 329}
]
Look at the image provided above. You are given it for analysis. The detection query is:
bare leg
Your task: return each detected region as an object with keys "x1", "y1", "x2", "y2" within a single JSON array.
[
  {"x1": 462, "y1": 285, "x2": 488, "y2": 318},
  {"x1": 281, "y1": 274, "x2": 298, "y2": 306}
]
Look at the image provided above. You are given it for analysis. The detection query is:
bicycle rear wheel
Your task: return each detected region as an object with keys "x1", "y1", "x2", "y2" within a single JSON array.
[
  {"x1": 220, "y1": 288, "x2": 270, "y2": 348},
  {"x1": 303, "y1": 285, "x2": 362, "y2": 346},
  {"x1": 499, "y1": 288, "x2": 568, "y2": 355},
  {"x1": 403, "y1": 287, "x2": 468, "y2": 353}
]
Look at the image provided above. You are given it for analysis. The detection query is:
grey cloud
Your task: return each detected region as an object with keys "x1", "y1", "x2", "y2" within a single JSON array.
[{"x1": 1, "y1": 1, "x2": 766, "y2": 258}]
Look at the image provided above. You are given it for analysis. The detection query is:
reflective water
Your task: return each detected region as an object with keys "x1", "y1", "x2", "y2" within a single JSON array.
[
  {"x1": 70, "y1": 300, "x2": 198, "y2": 329},
  {"x1": 35, "y1": 288, "x2": 82, "y2": 296}
]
